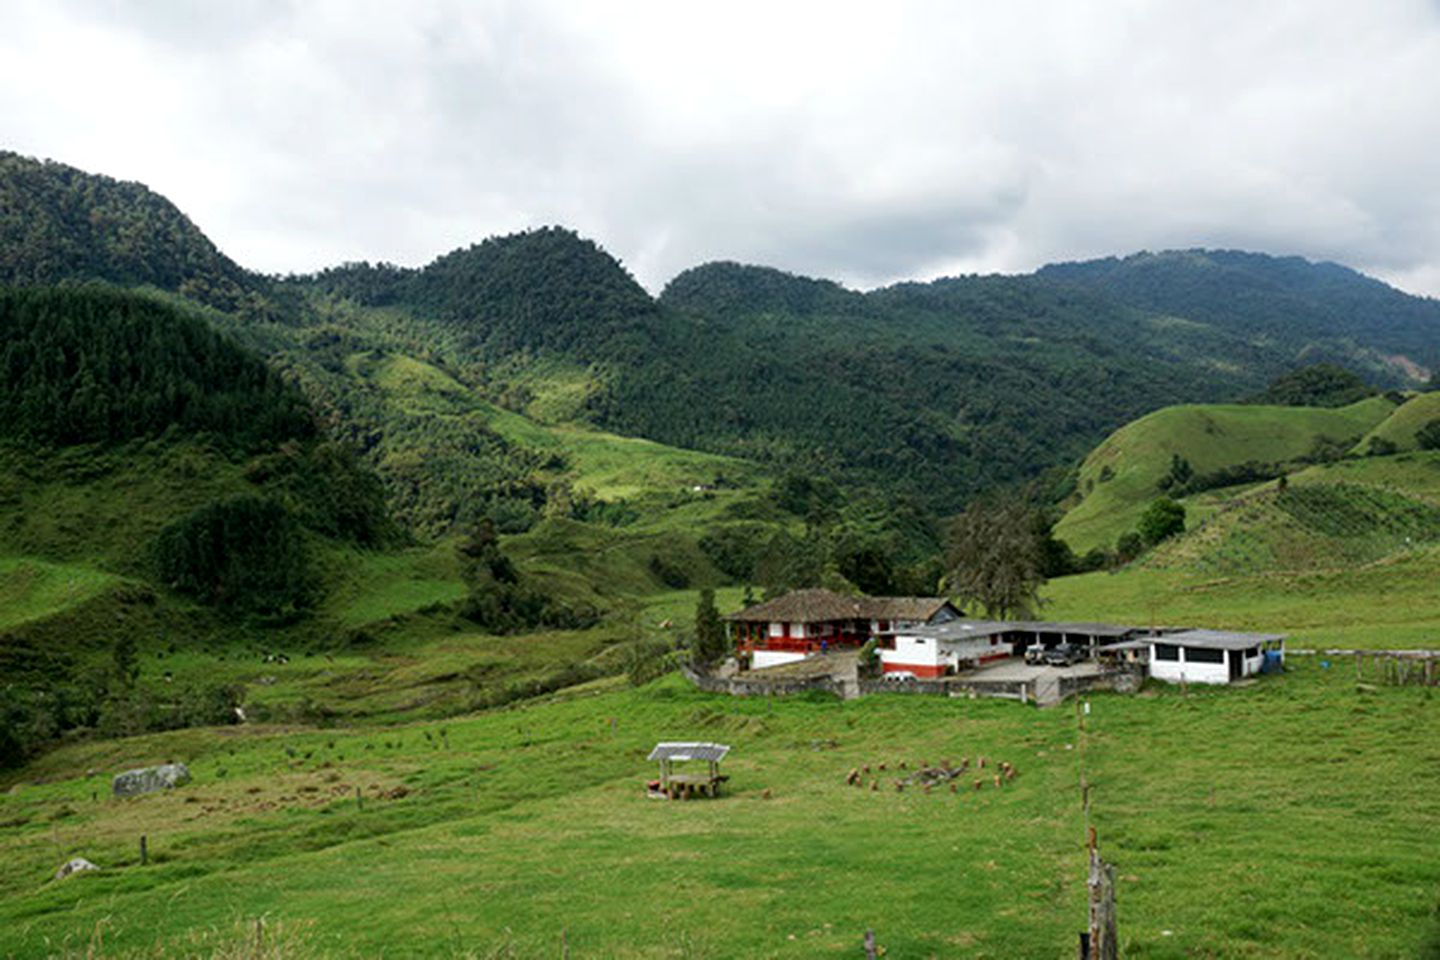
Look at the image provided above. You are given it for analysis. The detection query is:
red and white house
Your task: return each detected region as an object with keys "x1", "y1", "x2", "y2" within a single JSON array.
[{"x1": 726, "y1": 589, "x2": 962, "y2": 670}]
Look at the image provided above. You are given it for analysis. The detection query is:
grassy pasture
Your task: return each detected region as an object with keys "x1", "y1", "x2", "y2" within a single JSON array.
[
  {"x1": 1, "y1": 662, "x2": 1437, "y2": 958},
  {"x1": 1057, "y1": 398, "x2": 1397, "y2": 554},
  {"x1": 1354, "y1": 391, "x2": 1440, "y2": 453}
]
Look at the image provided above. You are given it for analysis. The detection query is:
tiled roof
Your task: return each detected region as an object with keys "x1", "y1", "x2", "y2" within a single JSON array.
[{"x1": 724, "y1": 588, "x2": 954, "y2": 623}]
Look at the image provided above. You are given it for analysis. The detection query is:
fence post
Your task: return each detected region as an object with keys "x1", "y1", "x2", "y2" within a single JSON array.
[
  {"x1": 1086, "y1": 828, "x2": 1118, "y2": 960},
  {"x1": 139, "y1": 834, "x2": 147, "y2": 866}
]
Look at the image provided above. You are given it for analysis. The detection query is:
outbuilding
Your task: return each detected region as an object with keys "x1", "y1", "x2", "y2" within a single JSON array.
[{"x1": 1147, "y1": 629, "x2": 1285, "y2": 684}]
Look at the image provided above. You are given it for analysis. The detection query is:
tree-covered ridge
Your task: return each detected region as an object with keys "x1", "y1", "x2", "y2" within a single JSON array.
[
  {"x1": 0, "y1": 152, "x2": 264, "y2": 312},
  {"x1": 1248, "y1": 363, "x2": 1379, "y2": 408},
  {"x1": 1037, "y1": 249, "x2": 1440, "y2": 381},
  {"x1": 294, "y1": 227, "x2": 659, "y2": 358},
  {"x1": 0, "y1": 286, "x2": 315, "y2": 451}
]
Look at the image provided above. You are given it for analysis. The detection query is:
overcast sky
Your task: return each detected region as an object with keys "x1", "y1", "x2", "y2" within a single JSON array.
[{"x1": 4, "y1": 1, "x2": 1440, "y2": 295}]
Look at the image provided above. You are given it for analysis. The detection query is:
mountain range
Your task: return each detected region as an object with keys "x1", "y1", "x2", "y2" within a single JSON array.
[{"x1": 4, "y1": 148, "x2": 1439, "y2": 533}]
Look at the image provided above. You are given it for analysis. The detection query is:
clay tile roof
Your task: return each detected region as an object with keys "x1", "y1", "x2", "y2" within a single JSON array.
[
  {"x1": 856, "y1": 597, "x2": 955, "y2": 620},
  {"x1": 723, "y1": 588, "x2": 864, "y2": 622},
  {"x1": 724, "y1": 589, "x2": 954, "y2": 623}
]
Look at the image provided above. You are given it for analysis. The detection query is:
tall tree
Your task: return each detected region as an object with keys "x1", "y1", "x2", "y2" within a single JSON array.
[
  {"x1": 945, "y1": 494, "x2": 1046, "y2": 619},
  {"x1": 693, "y1": 588, "x2": 728, "y2": 665}
]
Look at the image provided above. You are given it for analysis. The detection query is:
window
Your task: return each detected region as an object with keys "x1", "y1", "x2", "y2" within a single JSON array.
[
  {"x1": 1186, "y1": 647, "x2": 1224, "y2": 664},
  {"x1": 1154, "y1": 643, "x2": 1180, "y2": 661}
]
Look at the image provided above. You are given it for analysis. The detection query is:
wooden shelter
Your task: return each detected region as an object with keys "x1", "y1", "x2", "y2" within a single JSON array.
[{"x1": 647, "y1": 742, "x2": 730, "y2": 800}]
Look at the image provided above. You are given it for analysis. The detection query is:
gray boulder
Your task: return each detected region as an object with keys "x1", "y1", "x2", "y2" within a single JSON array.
[
  {"x1": 112, "y1": 762, "x2": 192, "y2": 798},
  {"x1": 55, "y1": 857, "x2": 99, "y2": 880}
]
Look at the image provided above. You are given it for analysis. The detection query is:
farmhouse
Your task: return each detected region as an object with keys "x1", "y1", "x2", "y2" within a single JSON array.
[
  {"x1": 1144, "y1": 629, "x2": 1286, "y2": 684},
  {"x1": 726, "y1": 588, "x2": 961, "y2": 669}
]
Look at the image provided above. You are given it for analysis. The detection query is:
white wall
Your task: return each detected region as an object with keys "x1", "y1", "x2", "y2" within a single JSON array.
[
  {"x1": 882, "y1": 636, "x2": 944, "y2": 669},
  {"x1": 752, "y1": 649, "x2": 807, "y2": 670},
  {"x1": 1149, "y1": 646, "x2": 1231, "y2": 685}
]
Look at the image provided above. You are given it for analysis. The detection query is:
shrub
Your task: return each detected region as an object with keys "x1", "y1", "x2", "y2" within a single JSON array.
[
  {"x1": 1417, "y1": 419, "x2": 1440, "y2": 451},
  {"x1": 1138, "y1": 498, "x2": 1186, "y2": 546}
]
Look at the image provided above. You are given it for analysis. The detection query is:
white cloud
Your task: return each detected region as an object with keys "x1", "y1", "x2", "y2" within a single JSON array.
[{"x1": 2, "y1": 0, "x2": 1439, "y2": 295}]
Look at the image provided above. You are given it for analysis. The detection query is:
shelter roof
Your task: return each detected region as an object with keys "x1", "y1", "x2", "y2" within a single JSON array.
[{"x1": 648, "y1": 742, "x2": 731, "y2": 763}]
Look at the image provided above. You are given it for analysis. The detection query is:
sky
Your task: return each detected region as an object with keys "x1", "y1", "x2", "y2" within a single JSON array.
[{"x1": 4, "y1": 0, "x2": 1440, "y2": 296}]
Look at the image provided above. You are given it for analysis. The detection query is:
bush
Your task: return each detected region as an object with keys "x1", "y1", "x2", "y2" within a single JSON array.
[
  {"x1": 1417, "y1": 419, "x2": 1440, "y2": 451},
  {"x1": 1365, "y1": 436, "x2": 1399, "y2": 457},
  {"x1": 1138, "y1": 498, "x2": 1186, "y2": 546},
  {"x1": 458, "y1": 580, "x2": 599, "y2": 635}
]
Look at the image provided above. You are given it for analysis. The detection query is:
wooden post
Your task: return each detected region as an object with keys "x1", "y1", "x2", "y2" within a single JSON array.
[
  {"x1": 356, "y1": 786, "x2": 363, "y2": 811},
  {"x1": 863, "y1": 929, "x2": 878, "y2": 960},
  {"x1": 1086, "y1": 828, "x2": 1118, "y2": 960},
  {"x1": 139, "y1": 834, "x2": 147, "y2": 866}
]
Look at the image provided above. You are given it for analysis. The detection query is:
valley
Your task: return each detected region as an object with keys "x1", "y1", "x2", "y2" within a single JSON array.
[{"x1": 2, "y1": 149, "x2": 1440, "y2": 957}]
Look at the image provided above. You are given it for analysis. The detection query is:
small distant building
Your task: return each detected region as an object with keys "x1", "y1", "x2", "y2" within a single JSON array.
[
  {"x1": 1146, "y1": 629, "x2": 1286, "y2": 684},
  {"x1": 726, "y1": 589, "x2": 961, "y2": 669}
]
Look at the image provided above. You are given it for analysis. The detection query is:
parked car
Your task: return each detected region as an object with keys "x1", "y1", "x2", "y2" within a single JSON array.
[
  {"x1": 1024, "y1": 642, "x2": 1046, "y2": 664},
  {"x1": 1043, "y1": 643, "x2": 1084, "y2": 666}
]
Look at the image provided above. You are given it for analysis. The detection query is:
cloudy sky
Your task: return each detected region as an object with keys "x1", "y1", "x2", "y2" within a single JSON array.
[{"x1": 4, "y1": 0, "x2": 1440, "y2": 295}]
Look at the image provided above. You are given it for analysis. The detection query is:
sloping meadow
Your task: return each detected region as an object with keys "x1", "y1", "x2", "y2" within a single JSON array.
[{"x1": 2, "y1": 661, "x2": 1437, "y2": 958}]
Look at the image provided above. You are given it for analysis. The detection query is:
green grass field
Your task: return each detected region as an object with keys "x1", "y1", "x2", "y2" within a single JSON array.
[
  {"x1": 1, "y1": 661, "x2": 1436, "y2": 958},
  {"x1": 1354, "y1": 391, "x2": 1440, "y2": 453},
  {"x1": 0, "y1": 557, "x2": 119, "y2": 631},
  {"x1": 1057, "y1": 397, "x2": 1397, "y2": 553}
]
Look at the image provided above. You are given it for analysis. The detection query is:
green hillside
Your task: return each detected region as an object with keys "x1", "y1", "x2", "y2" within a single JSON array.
[
  {"x1": 1354, "y1": 390, "x2": 1440, "y2": 452},
  {"x1": 1047, "y1": 450, "x2": 1440, "y2": 647},
  {"x1": 1055, "y1": 396, "x2": 1398, "y2": 553}
]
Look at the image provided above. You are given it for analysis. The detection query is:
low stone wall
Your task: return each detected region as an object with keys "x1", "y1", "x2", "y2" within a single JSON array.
[
  {"x1": 687, "y1": 665, "x2": 1143, "y2": 704},
  {"x1": 858, "y1": 677, "x2": 1035, "y2": 702},
  {"x1": 858, "y1": 678, "x2": 952, "y2": 697},
  {"x1": 1060, "y1": 667, "x2": 1144, "y2": 699},
  {"x1": 684, "y1": 667, "x2": 846, "y2": 699}
]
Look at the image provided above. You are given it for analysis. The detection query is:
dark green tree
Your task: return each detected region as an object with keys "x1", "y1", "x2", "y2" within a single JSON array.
[
  {"x1": 945, "y1": 494, "x2": 1045, "y2": 618},
  {"x1": 1416, "y1": 419, "x2": 1440, "y2": 451},
  {"x1": 693, "y1": 588, "x2": 728, "y2": 666},
  {"x1": 1138, "y1": 498, "x2": 1186, "y2": 546}
]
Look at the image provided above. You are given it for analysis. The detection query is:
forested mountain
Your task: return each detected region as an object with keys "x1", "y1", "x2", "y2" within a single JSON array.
[
  {"x1": 0, "y1": 152, "x2": 268, "y2": 314},
  {"x1": 1038, "y1": 249, "x2": 1440, "y2": 382},
  {"x1": 6, "y1": 150, "x2": 1440, "y2": 529}
]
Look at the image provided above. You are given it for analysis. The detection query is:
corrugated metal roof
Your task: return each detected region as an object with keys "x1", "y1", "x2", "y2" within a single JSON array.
[
  {"x1": 903, "y1": 620, "x2": 1015, "y2": 641},
  {"x1": 903, "y1": 620, "x2": 1145, "y2": 641},
  {"x1": 648, "y1": 742, "x2": 731, "y2": 763},
  {"x1": 1153, "y1": 629, "x2": 1286, "y2": 651},
  {"x1": 1005, "y1": 621, "x2": 1144, "y2": 638}
]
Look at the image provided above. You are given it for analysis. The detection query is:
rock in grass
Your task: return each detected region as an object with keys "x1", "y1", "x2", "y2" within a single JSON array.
[
  {"x1": 112, "y1": 763, "x2": 192, "y2": 798},
  {"x1": 55, "y1": 858, "x2": 98, "y2": 880}
]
